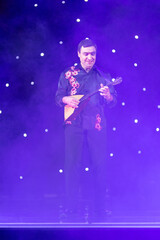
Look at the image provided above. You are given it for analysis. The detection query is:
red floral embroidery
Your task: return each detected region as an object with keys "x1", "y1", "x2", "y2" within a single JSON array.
[
  {"x1": 66, "y1": 121, "x2": 72, "y2": 124},
  {"x1": 65, "y1": 66, "x2": 80, "y2": 96},
  {"x1": 71, "y1": 88, "x2": 77, "y2": 95},
  {"x1": 95, "y1": 114, "x2": 102, "y2": 131},
  {"x1": 65, "y1": 70, "x2": 72, "y2": 79},
  {"x1": 72, "y1": 82, "x2": 79, "y2": 88},
  {"x1": 75, "y1": 82, "x2": 80, "y2": 88},
  {"x1": 72, "y1": 70, "x2": 79, "y2": 76},
  {"x1": 69, "y1": 76, "x2": 76, "y2": 84},
  {"x1": 70, "y1": 66, "x2": 75, "y2": 71}
]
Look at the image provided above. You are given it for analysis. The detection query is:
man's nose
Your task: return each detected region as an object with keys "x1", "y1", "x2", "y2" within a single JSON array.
[{"x1": 88, "y1": 54, "x2": 92, "y2": 59}]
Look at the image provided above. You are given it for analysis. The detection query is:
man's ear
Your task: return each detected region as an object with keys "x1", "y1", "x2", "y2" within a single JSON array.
[{"x1": 77, "y1": 51, "x2": 80, "y2": 58}]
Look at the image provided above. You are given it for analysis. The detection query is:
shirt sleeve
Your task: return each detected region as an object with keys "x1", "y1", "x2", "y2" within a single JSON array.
[
  {"x1": 100, "y1": 72, "x2": 117, "y2": 108},
  {"x1": 55, "y1": 72, "x2": 68, "y2": 107}
]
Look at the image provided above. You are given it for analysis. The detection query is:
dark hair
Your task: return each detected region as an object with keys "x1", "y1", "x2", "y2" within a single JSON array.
[{"x1": 77, "y1": 38, "x2": 97, "y2": 52}]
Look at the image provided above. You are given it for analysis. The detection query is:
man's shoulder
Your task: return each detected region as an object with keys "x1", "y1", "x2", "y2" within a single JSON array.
[
  {"x1": 63, "y1": 64, "x2": 81, "y2": 73},
  {"x1": 60, "y1": 64, "x2": 81, "y2": 80}
]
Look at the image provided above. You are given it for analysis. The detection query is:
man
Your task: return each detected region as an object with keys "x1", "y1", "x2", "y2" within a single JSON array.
[{"x1": 55, "y1": 38, "x2": 117, "y2": 222}]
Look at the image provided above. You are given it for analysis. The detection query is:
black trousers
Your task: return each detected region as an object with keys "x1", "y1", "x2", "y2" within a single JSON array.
[{"x1": 64, "y1": 124, "x2": 108, "y2": 214}]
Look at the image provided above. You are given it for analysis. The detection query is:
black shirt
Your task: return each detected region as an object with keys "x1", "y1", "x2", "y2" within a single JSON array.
[{"x1": 55, "y1": 64, "x2": 117, "y2": 130}]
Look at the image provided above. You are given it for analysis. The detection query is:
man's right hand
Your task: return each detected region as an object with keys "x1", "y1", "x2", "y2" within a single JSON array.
[{"x1": 62, "y1": 96, "x2": 80, "y2": 108}]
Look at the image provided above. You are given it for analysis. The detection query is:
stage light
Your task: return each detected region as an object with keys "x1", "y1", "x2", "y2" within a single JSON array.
[
  {"x1": 16, "y1": 56, "x2": 20, "y2": 59},
  {"x1": 62, "y1": 1, "x2": 65, "y2": 4},
  {"x1": 138, "y1": 150, "x2": 141, "y2": 154},
  {"x1": 0, "y1": 110, "x2": 2, "y2": 114},
  {"x1": 34, "y1": 3, "x2": 38, "y2": 7},
  {"x1": 23, "y1": 133, "x2": 27, "y2": 137},
  {"x1": 6, "y1": 83, "x2": 9, "y2": 87},
  {"x1": 45, "y1": 129, "x2": 48, "y2": 132},
  {"x1": 31, "y1": 81, "x2": 34, "y2": 85},
  {"x1": 85, "y1": 167, "x2": 89, "y2": 171},
  {"x1": 134, "y1": 63, "x2": 138, "y2": 67},
  {"x1": 142, "y1": 87, "x2": 146, "y2": 91},
  {"x1": 134, "y1": 119, "x2": 138, "y2": 123},
  {"x1": 59, "y1": 41, "x2": 63, "y2": 44},
  {"x1": 76, "y1": 18, "x2": 81, "y2": 22},
  {"x1": 112, "y1": 49, "x2": 116, "y2": 53},
  {"x1": 157, "y1": 105, "x2": 160, "y2": 109},
  {"x1": 156, "y1": 128, "x2": 159, "y2": 132},
  {"x1": 19, "y1": 176, "x2": 23, "y2": 180},
  {"x1": 59, "y1": 169, "x2": 63, "y2": 173},
  {"x1": 40, "y1": 53, "x2": 44, "y2": 57},
  {"x1": 74, "y1": 63, "x2": 78, "y2": 66},
  {"x1": 84, "y1": 0, "x2": 88, "y2": 2},
  {"x1": 112, "y1": 127, "x2": 116, "y2": 131},
  {"x1": 122, "y1": 102, "x2": 125, "y2": 106},
  {"x1": 112, "y1": 78, "x2": 115, "y2": 82},
  {"x1": 135, "y1": 35, "x2": 139, "y2": 39},
  {"x1": 110, "y1": 153, "x2": 114, "y2": 157}
]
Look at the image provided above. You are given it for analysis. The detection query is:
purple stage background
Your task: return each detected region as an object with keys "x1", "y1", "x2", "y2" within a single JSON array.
[{"x1": 0, "y1": 0, "x2": 160, "y2": 224}]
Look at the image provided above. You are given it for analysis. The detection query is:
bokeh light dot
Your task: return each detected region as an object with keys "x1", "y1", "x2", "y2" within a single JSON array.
[
  {"x1": 157, "y1": 105, "x2": 160, "y2": 109},
  {"x1": 45, "y1": 129, "x2": 49, "y2": 133},
  {"x1": 112, "y1": 78, "x2": 116, "y2": 82},
  {"x1": 135, "y1": 35, "x2": 139, "y2": 39},
  {"x1": 40, "y1": 52, "x2": 44, "y2": 57},
  {"x1": 112, "y1": 49, "x2": 116, "y2": 53},
  {"x1": 74, "y1": 63, "x2": 78, "y2": 66},
  {"x1": 31, "y1": 81, "x2": 34, "y2": 85},
  {"x1": 134, "y1": 119, "x2": 138, "y2": 123},
  {"x1": 19, "y1": 176, "x2": 23, "y2": 180},
  {"x1": 16, "y1": 56, "x2": 20, "y2": 59},
  {"x1": 59, "y1": 41, "x2": 63, "y2": 44},
  {"x1": 134, "y1": 63, "x2": 138, "y2": 67},
  {"x1": 110, "y1": 153, "x2": 114, "y2": 157},
  {"x1": 0, "y1": 110, "x2": 2, "y2": 114},
  {"x1": 59, "y1": 169, "x2": 63, "y2": 173},
  {"x1": 76, "y1": 18, "x2": 81, "y2": 22},
  {"x1": 122, "y1": 102, "x2": 125, "y2": 106},
  {"x1": 6, "y1": 83, "x2": 9, "y2": 87},
  {"x1": 34, "y1": 3, "x2": 38, "y2": 7},
  {"x1": 84, "y1": 0, "x2": 88, "y2": 2},
  {"x1": 23, "y1": 133, "x2": 27, "y2": 137},
  {"x1": 156, "y1": 128, "x2": 160, "y2": 132},
  {"x1": 142, "y1": 87, "x2": 146, "y2": 91},
  {"x1": 112, "y1": 127, "x2": 116, "y2": 131},
  {"x1": 138, "y1": 150, "x2": 142, "y2": 154},
  {"x1": 85, "y1": 167, "x2": 89, "y2": 171}
]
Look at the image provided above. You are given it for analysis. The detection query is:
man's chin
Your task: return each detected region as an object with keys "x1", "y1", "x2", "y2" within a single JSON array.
[{"x1": 86, "y1": 63, "x2": 94, "y2": 68}]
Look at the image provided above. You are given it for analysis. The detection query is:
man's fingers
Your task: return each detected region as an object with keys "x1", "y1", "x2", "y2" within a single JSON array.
[
  {"x1": 72, "y1": 99, "x2": 80, "y2": 105},
  {"x1": 99, "y1": 86, "x2": 109, "y2": 92},
  {"x1": 73, "y1": 99, "x2": 80, "y2": 103},
  {"x1": 69, "y1": 98, "x2": 80, "y2": 108}
]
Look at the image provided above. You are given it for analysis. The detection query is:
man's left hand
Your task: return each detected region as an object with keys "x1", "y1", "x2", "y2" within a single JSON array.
[{"x1": 99, "y1": 83, "x2": 113, "y2": 101}]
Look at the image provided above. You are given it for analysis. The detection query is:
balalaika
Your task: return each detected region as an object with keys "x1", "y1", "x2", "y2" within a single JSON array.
[{"x1": 64, "y1": 77, "x2": 122, "y2": 122}]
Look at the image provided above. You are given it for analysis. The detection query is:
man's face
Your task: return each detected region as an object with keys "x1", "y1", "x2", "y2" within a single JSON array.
[{"x1": 78, "y1": 46, "x2": 96, "y2": 72}]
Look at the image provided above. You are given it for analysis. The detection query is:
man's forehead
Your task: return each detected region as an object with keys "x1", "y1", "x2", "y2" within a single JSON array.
[{"x1": 80, "y1": 46, "x2": 96, "y2": 53}]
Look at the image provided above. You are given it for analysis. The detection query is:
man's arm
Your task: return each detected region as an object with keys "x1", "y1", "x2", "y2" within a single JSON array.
[
  {"x1": 55, "y1": 72, "x2": 68, "y2": 107},
  {"x1": 55, "y1": 71, "x2": 80, "y2": 108},
  {"x1": 99, "y1": 83, "x2": 113, "y2": 102}
]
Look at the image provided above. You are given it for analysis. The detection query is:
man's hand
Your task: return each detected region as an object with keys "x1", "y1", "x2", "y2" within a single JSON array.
[
  {"x1": 62, "y1": 96, "x2": 80, "y2": 108},
  {"x1": 99, "y1": 83, "x2": 113, "y2": 101}
]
